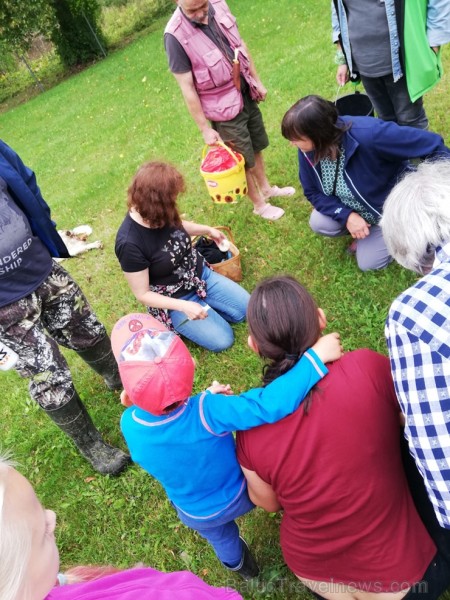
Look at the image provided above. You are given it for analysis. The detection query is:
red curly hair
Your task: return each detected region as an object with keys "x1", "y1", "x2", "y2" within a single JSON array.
[{"x1": 127, "y1": 161, "x2": 185, "y2": 228}]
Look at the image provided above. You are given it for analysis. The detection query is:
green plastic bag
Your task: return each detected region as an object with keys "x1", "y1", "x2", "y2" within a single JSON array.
[{"x1": 403, "y1": 0, "x2": 443, "y2": 102}]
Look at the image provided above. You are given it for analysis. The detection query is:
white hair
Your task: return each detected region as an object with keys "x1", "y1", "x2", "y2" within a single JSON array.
[
  {"x1": 0, "y1": 454, "x2": 32, "y2": 600},
  {"x1": 380, "y1": 159, "x2": 450, "y2": 274}
]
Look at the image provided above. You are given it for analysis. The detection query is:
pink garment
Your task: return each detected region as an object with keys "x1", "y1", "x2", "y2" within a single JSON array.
[
  {"x1": 165, "y1": 0, "x2": 259, "y2": 122},
  {"x1": 46, "y1": 568, "x2": 242, "y2": 600},
  {"x1": 111, "y1": 313, "x2": 195, "y2": 416}
]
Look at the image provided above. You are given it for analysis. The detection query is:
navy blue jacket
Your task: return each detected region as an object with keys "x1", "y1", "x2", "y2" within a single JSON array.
[
  {"x1": 0, "y1": 139, "x2": 69, "y2": 258},
  {"x1": 298, "y1": 116, "x2": 450, "y2": 225}
]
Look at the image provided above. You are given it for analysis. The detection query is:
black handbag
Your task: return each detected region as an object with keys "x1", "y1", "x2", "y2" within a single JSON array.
[{"x1": 194, "y1": 236, "x2": 229, "y2": 264}]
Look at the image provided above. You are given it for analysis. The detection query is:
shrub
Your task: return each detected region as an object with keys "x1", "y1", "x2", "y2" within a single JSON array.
[
  {"x1": 101, "y1": 0, "x2": 172, "y2": 47},
  {"x1": 50, "y1": 0, "x2": 107, "y2": 67},
  {"x1": 0, "y1": 0, "x2": 173, "y2": 106}
]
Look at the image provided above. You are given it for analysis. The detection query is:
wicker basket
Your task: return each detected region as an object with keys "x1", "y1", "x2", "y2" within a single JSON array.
[{"x1": 206, "y1": 225, "x2": 243, "y2": 282}]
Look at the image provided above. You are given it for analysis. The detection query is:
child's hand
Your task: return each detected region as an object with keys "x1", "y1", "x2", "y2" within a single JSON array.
[
  {"x1": 207, "y1": 380, "x2": 234, "y2": 395},
  {"x1": 312, "y1": 332, "x2": 343, "y2": 364},
  {"x1": 120, "y1": 389, "x2": 133, "y2": 407}
]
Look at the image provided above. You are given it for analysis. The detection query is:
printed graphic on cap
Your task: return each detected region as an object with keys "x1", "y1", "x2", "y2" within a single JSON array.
[
  {"x1": 120, "y1": 329, "x2": 174, "y2": 362},
  {"x1": 128, "y1": 318, "x2": 143, "y2": 333}
]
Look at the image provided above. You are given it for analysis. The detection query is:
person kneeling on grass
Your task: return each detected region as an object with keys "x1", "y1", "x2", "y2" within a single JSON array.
[
  {"x1": 281, "y1": 95, "x2": 450, "y2": 271},
  {"x1": 236, "y1": 276, "x2": 450, "y2": 600},
  {"x1": 115, "y1": 161, "x2": 250, "y2": 353},
  {"x1": 0, "y1": 455, "x2": 244, "y2": 600},
  {"x1": 111, "y1": 312, "x2": 342, "y2": 580}
]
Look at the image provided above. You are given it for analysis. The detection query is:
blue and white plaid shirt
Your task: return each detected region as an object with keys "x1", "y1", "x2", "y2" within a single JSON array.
[{"x1": 386, "y1": 242, "x2": 450, "y2": 529}]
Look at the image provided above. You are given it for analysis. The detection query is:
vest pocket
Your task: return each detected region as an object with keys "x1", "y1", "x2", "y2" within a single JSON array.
[
  {"x1": 221, "y1": 13, "x2": 236, "y2": 28},
  {"x1": 203, "y1": 48, "x2": 232, "y2": 88},
  {"x1": 195, "y1": 67, "x2": 213, "y2": 90}
]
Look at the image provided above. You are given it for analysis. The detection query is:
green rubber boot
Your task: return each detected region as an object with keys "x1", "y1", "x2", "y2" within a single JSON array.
[
  {"x1": 76, "y1": 334, "x2": 122, "y2": 391},
  {"x1": 44, "y1": 390, "x2": 130, "y2": 475}
]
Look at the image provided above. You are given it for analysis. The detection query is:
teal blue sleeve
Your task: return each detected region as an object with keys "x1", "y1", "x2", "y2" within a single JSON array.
[{"x1": 200, "y1": 348, "x2": 328, "y2": 434}]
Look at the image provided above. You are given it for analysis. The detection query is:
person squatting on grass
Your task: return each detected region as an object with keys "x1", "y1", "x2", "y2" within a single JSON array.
[
  {"x1": 111, "y1": 312, "x2": 342, "y2": 580},
  {"x1": 164, "y1": 0, "x2": 296, "y2": 221},
  {"x1": 382, "y1": 159, "x2": 450, "y2": 562},
  {"x1": 115, "y1": 161, "x2": 250, "y2": 353},
  {"x1": 281, "y1": 95, "x2": 450, "y2": 271},
  {"x1": 0, "y1": 139, "x2": 130, "y2": 476},
  {"x1": 236, "y1": 275, "x2": 450, "y2": 600},
  {"x1": 0, "y1": 455, "x2": 244, "y2": 600}
]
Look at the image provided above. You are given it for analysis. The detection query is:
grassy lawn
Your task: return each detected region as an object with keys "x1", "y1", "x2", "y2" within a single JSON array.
[{"x1": 1, "y1": 1, "x2": 450, "y2": 598}]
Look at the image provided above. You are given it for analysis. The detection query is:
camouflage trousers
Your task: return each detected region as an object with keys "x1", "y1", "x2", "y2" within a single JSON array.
[{"x1": 0, "y1": 261, "x2": 106, "y2": 409}]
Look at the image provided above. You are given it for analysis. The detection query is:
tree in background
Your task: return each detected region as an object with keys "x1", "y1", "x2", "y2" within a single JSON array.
[
  {"x1": 0, "y1": 0, "x2": 53, "y2": 59},
  {"x1": 0, "y1": 0, "x2": 174, "y2": 104},
  {"x1": 0, "y1": 0, "x2": 105, "y2": 69},
  {"x1": 50, "y1": 0, "x2": 107, "y2": 67}
]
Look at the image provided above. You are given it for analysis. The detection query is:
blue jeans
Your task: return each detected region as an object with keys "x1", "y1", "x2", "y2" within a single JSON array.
[
  {"x1": 170, "y1": 266, "x2": 250, "y2": 353},
  {"x1": 360, "y1": 73, "x2": 428, "y2": 129},
  {"x1": 175, "y1": 488, "x2": 255, "y2": 567}
]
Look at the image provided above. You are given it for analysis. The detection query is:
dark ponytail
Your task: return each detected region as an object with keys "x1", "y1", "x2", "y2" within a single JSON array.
[{"x1": 247, "y1": 276, "x2": 321, "y2": 386}]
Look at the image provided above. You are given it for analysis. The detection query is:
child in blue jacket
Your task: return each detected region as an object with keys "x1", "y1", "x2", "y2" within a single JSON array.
[{"x1": 112, "y1": 312, "x2": 341, "y2": 579}]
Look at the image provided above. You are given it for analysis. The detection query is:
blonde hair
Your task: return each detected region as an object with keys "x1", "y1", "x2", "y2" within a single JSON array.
[
  {"x1": 0, "y1": 454, "x2": 32, "y2": 600},
  {"x1": 0, "y1": 455, "x2": 121, "y2": 598}
]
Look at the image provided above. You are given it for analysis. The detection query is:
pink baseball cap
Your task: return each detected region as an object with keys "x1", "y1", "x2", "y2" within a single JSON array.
[{"x1": 111, "y1": 313, "x2": 195, "y2": 416}]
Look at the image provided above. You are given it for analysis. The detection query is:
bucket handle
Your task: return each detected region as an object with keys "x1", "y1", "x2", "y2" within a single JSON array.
[
  {"x1": 202, "y1": 141, "x2": 240, "y2": 165},
  {"x1": 334, "y1": 81, "x2": 361, "y2": 106},
  {"x1": 334, "y1": 84, "x2": 343, "y2": 105}
]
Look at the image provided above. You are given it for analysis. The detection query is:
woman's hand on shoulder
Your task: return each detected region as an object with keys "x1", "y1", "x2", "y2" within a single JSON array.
[
  {"x1": 312, "y1": 332, "x2": 343, "y2": 364},
  {"x1": 346, "y1": 212, "x2": 370, "y2": 239}
]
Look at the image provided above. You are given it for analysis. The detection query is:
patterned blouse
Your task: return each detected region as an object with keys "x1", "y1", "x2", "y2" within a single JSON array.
[{"x1": 320, "y1": 147, "x2": 377, "y2": 225}]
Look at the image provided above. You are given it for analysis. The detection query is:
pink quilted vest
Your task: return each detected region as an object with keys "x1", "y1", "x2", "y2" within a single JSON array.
[{"x1": 165, "y1": 0, "x2": 259, "y2": 122}]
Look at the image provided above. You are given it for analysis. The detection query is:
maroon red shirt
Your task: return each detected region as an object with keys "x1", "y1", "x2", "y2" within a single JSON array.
[{"x1": 237, "y1": 350, "x2": 435, "y2": 591}]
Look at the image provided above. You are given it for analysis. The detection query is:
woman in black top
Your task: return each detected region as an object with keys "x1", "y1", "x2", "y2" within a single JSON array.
[{"x1": 115, "y1": 161, "x2": 249, "y2": 352}]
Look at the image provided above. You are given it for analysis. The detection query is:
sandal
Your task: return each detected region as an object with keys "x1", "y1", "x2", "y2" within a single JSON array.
[
  {"x1": 266, "y1": 185, "x2": 296, "y2": 198},
  {"x1": 253, "y1": 203, "x2": 285, "y2": 220}
]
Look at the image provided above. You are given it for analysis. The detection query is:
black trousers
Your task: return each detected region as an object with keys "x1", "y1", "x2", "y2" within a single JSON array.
[{"x1": 400, "y1": 434, "x2": 450, "y2": 599}]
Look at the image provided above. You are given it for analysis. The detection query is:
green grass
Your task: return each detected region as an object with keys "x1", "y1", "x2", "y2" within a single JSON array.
[
  {"x1": 0, "y1": 0, "x2": 173, "y2": 111},
  {"x1": 1, "y1": 1, "x2": 450, "y2": 598},
  {"x1": 101, "y1": 0, "x2": 173, "y2": 47}
]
